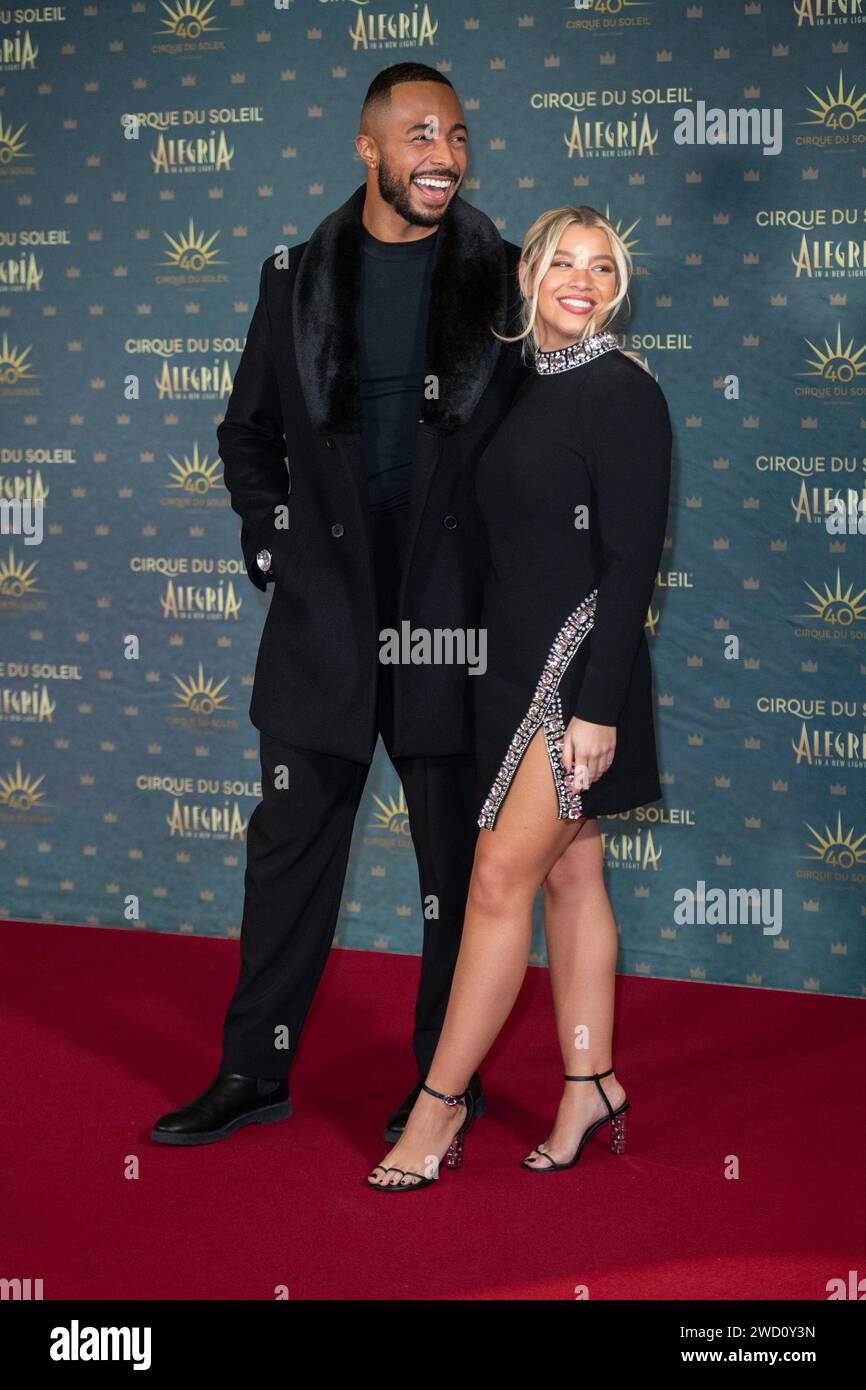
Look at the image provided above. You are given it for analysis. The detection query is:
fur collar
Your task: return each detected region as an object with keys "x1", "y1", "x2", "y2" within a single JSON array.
[{"x1": 292, "y1": 181, "x2": 509, "y2": 435}]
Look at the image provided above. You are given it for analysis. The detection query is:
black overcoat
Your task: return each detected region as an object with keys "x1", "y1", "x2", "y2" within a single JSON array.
[{"x1": 217, "y1": 182, "x2": 528, "y2": 762}]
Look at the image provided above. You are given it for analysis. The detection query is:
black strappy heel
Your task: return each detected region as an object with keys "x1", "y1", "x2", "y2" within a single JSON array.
[
  {"x1": 522, "y1": 1067, "x2": 629, "y2": 1172},
  {"x1": 367, "y1": 1082, "x2": 475, "y2": 1192}
]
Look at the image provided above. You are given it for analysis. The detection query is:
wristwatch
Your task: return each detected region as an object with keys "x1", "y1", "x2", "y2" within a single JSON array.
[{"x1": 255, "y1": 548, "x2": 272, "y2": 575}]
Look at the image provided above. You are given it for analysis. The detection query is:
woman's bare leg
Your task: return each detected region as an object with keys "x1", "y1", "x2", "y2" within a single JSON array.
[
  {"x1": 368, "y1": 725, "x2": 587, "y2": 1188},
  {"x1": 522, "y1": 820, "x2": 626, "y2": 1167}
]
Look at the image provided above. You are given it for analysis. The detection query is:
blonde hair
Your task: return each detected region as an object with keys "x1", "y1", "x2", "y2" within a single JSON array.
[{"x1": 494, "y1": 205, "x2": 652, "y2": 374}]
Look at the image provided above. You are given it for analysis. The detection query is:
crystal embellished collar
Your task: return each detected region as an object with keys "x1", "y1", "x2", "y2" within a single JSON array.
[{"x1": 534, "y1": 329, "x2": 619, "y2": 375}]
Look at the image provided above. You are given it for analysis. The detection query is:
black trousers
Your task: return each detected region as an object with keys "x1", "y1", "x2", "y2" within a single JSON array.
[{"x1": 220, "y1": 501, "x2": 479, "y2": 1079}]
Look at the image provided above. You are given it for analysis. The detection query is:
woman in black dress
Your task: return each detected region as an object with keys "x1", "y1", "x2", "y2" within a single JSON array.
[{"x1": 368, "y1": 205, "x2": 672, "y2": 1190}]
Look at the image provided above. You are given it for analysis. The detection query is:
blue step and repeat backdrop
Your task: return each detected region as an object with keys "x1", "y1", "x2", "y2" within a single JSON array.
[{"x1": 1, "y1": 0, "x2": 864, "y2": 997}]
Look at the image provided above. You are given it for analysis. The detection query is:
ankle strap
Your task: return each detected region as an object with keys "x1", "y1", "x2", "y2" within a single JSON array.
[
  {"x1": 422, "y1": 1082, "x2": 467, "y2": 1108},
  {"x1": 563, "y1": 1067, "x2": 615, "y2": 1121}
]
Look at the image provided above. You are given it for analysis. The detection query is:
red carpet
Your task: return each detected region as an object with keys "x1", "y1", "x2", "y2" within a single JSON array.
[{"x1": 1, "y1": 919, "x2": 863, "y2": 1301}]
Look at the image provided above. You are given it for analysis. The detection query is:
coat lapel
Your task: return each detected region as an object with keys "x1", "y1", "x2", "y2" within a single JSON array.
[{"x1": 292, "y1": 181, "x2": 509, "y2": 436}]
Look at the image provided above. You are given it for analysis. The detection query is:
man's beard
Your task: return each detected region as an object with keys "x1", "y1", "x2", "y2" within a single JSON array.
[{"x1": 377, "y1": 158, "x2": 458, "y2": 227}]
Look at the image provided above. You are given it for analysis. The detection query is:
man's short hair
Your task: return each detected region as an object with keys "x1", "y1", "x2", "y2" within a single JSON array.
[{"x1": 361, "y1": 63, "x2": 455, "y2": 127}]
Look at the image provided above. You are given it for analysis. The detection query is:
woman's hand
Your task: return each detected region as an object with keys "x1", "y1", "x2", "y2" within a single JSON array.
[{"x1": 559, "y1": 716, "x2": 616, "y2": 792}]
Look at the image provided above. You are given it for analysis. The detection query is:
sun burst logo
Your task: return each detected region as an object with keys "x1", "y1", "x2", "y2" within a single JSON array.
[
  {"x1": 0, "y1": 760, "x2": 45, "y2": 812},
  {"x1": 0, "y1": 113, "x2": 29, "y2": 167},
  {"x1": 0, "y1": 334, "x2": 37, "y2": 386},
  {"x1": 798, "y1": 570, "x2": 866, "y2": 626},
  {"x1": 171, "y1": 664, "x2": 231, "y2": 715},
  {"x1": 165, "y1": 442, "x2": 222, "y2": 494},
  {"x1": 800, "y1": 70, "x2": 866, "y2": 131},
  {"x1": 160, "y1": 218, "x2": 225, "y2": 272},
  {"x1": 800, "y1": 325, "x2": 866, "y2": 383},
  {"x1": 604, "y1": 207, "x2": 647, "y2": 259},
  {"x1": 0, "y1": 547, "x2": 40, "y2": 597},
  {"x1": 803, "y1": 812, "x2": 866, "y2": 870},
  {"x1": 369, "y1": 787, "x2": 411, "y2": 838},
  {"x1": 155, "y1": 0, "x2": 225, "y2": 39}
]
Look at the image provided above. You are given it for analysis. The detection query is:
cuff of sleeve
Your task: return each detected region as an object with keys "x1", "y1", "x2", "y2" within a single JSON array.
[
  {"x1": 571, "y1": 687, "x2": 621, "y2": 728},
  {"x1": 244, "y1": 519, "x2": 279, "y2": 591}
]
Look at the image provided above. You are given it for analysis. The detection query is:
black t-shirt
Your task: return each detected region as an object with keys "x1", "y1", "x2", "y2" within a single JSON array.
[{"x1": 358, "y1": 223, "x2": 438, "y2": 512}]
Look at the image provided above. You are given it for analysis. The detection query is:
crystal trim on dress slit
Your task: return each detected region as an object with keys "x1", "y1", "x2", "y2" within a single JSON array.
[{"x1": 477, "y1": 589, "x2": 598, "y2": 830}]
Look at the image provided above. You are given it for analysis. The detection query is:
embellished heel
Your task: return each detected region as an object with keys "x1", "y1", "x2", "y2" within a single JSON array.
[
  {"x1": 610, "y1": 1109, "x2": 627, "y2": 1155},
  {"x1": 368, "y1": 1082, "x2": 475, "y2": 1193},
  {"x1": 443, "y1": 1132, "x2": 464, "y2": 1170},
  {"x1": 522, "y1": 1067, "x2": 630, "y2": 1172}
]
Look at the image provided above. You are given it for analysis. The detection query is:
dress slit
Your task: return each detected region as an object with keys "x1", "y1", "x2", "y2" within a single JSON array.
[{"x1": 477, "y1": 589, "x2": 598, "y2": 831}]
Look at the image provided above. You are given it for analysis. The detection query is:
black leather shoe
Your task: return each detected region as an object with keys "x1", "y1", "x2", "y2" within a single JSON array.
[
  {"x1": 383, "y1": 1072, "x2": 486, "y2": 1144},
  {"x1": 151, "y1": 1070, "x2": 292, "y2": 1146}
]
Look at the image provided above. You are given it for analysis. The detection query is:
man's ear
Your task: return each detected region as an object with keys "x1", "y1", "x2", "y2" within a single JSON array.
[{"x1": 355, "y1": 131, "x2": 379, "y2": 170}]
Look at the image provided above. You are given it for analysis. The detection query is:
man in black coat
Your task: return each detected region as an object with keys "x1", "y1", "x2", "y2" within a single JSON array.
[{"x1": 151, "y1": 62, "x2": 528, "y2": 1146}]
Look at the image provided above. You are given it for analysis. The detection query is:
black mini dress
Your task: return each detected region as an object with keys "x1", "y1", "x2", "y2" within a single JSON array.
[{"x1": 474, "y1": 330, "x2": 673, "y2": 829}]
